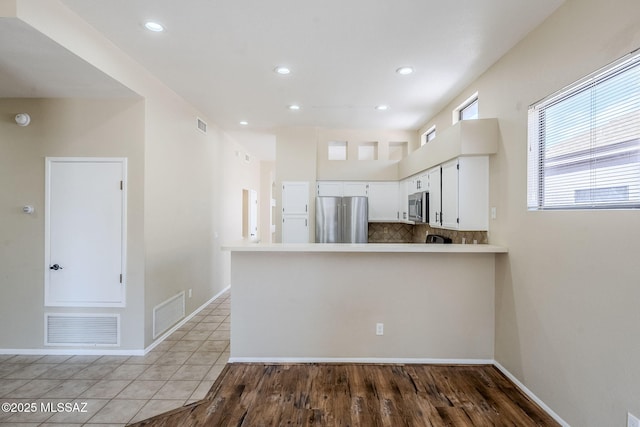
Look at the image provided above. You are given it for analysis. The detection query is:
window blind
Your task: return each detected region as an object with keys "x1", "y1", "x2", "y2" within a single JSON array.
[{"x1": 528, "y1": 50, "x2": 640, "y2": 210}]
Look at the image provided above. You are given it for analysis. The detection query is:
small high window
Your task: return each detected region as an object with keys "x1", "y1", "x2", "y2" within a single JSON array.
[
  {"x1": 453, "y1": 92, "x2": 479, "y2": 123},
  {"x1": 421, "y1": 126, "x2": 436, "y2": 146},
  {"x1": 459, "y1": 98, "x2": 478, "y2": 121}
]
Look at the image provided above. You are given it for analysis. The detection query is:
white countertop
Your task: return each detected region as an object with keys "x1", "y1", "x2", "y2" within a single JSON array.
[{"x1": 222, "y1": 241, "x2": 508, "y2": 253}]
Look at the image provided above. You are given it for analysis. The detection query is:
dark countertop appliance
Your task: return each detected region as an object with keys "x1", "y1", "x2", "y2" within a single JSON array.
[{"x1": 426, "y1": 234, "x2": 452, "y2": 244}]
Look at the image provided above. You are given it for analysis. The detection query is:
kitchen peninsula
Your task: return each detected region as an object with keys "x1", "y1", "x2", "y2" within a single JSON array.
[{"x1": 223, "y1": 242, "x2": 507, "y2": 363}]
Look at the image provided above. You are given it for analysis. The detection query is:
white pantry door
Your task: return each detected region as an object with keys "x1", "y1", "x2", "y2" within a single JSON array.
[{"x1": 45, "y1": 158, "x2": 127, "y2": 307}]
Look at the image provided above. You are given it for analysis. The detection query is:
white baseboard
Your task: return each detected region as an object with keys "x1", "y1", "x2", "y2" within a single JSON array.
[
  {"x1": 144, "y1": 285, "x2": 230, "y2": 354},
  {"x1": 493, "y1": 361, "x2": 570, "y2": 427},
  {"x1": 0, "y1": 348, "x2": 145, "y2": 356},
  {"x1": 228, "y1": 357, "x2": 495, "y2": 365},
  {"x1": 0, "y1": 286, "x2": 230, "y2": 357}
]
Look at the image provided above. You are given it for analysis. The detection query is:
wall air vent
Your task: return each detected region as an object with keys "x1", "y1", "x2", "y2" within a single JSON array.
[
  {"x1": 45, "y1": 313, "x2": 120, "y2": 346},
  {"x1": 153, "y1": 291, "x2": 185, "y2": 339},
  {"x1": 197, "y1": 117, "x2": 207, "y2": 134}
]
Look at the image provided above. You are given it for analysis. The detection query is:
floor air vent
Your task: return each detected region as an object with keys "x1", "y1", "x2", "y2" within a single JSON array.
[
  {"x1": 45, "y1": 314, "x2": 120, "y2": 346},
  {"x1": 153, "y1": 291, "x2": 185, "y2": 339}
]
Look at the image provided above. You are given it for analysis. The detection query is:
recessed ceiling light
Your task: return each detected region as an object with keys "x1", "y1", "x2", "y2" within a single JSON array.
[
  {"x1": 274, "y1": 66, "x2": 291, "y2": 75},
  {"x1": 396, "y1": 66, "x2": 414, "y2": 75},
  {"x1": 239, "y1": 121, "x2": 249, "y2": 126},
  {"x1": 288, "y1": 105, "x2": 301, "y2": 110},
  {"x1": 144, "y1": 21, "x2": 165, "y2": 32},
  {"x1": 376, "y1": 105, "x2": 389, "y2": 111}
]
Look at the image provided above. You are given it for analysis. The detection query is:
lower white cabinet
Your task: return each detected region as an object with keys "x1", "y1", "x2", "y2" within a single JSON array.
[
  {"x1": 368, "y1": 182, "x2": 400, "y2": 221},
  {"x1": 282, "y1": 215, "x2": 309, "y2": 243}
]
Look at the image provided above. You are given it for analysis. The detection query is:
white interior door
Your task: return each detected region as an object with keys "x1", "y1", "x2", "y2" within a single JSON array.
[{"x1": 45, "y1": 158, "x2": 126, "y2": 307}]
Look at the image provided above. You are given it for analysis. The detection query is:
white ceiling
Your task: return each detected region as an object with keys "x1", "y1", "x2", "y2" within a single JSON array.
[
  {"x1": 0, "y1": 18, "x2": 135, "y2": 98},
  {"x1": 1, "y1": 1, "x2": 564, "y2": 160}
]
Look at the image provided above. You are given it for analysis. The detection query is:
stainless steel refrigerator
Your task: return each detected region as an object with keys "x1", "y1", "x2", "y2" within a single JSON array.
[{"x1": 315, "y1": 196, "x2": 368, "y2": 243}]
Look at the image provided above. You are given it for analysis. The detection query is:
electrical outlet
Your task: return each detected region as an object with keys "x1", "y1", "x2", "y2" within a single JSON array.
[
  {"x1": 188, "y1": 289, "x2": 192, "y2": 298},
  {"x1": 491, "y1": 207, "x2": 497, "y2": 219},
  {"x1": 376, "y1": 323, "x2": 384, "y2": 336},
  {"x1": 628, "y1": 412, "x2": 640, "y2": 427}
]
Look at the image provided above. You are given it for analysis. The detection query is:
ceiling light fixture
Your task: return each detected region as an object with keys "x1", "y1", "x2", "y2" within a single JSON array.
[
  {"x1": 288, "y1": 105, "x2": 301, "y2": 110},
  {"x1": 274, "y1": 66, "x2": 291, "y2": 75},
  {"x1": 144, "y1": 21, "x2": 165, "y2": 32},
  {"x1": 396, "y1": 66, "x2": 414, "y2": 75},
  {"x1": 375, "y1": 105, "x2": 389, "y2": 111},
  {"x1": 239, "y1": 121, "x2": 249, "y2": 126}
]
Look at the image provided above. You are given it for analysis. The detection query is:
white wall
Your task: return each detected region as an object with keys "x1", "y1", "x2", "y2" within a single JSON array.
[
  {"x1": 230, "y1": 252, "x2": 495, "y2": 361},
  {"x1": 0, "y1": 98, "x2": 146, "y2": 349},
  {"x1": 316, "y1": 128, "x2": 417, "y2": 181},
  {"x1": 1, "y1": 0, "x2": 262, "y2": 349},
  {"x1": 275, "y1": 127, "x2": 318, "y2": 242},
  {"x1": 417, "y1": 0, "x2": 640, "y2": 424}
]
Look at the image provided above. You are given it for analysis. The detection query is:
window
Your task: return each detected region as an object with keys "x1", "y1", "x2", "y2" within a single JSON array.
[
  {"x1": 452, "y1": 92, "x2": 479, "y2": 123},
  {"x1": 459, "y1": 98, "x2": 478, "y2": 120},
  {"x1": 328, "y1": 141, "x2": 347, "y2": 160},
  {"x1": 421, "y1": 126, "x2": 436, "y2": 146},
  {"x1": 527, "y1": 50, "x2": 640, "y2": 210}
]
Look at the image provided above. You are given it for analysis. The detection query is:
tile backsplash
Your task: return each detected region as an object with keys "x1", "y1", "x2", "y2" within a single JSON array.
[
  {"x1": 368, "y1": 223, "x2": 414, "y2": 243},
  {"x1": 368, "y1": 222, "x2": 488, "y2": 244}
]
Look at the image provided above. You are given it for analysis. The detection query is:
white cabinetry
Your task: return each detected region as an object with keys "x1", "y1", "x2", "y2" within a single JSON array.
[
  {"x1": 368, "y1": 182, "x2": 400, "y2": 221},
  {"x1": 429, "y1": 156, "x2": 489, "y2": 231},
  {"x1": 343, "y1": 182, "x2": 368, "y2": 196},
  {"x1": 441, "y1": 160, "x2": 459, "y2": 229},
  {"x1": 316, "y1": 181, "x2": 343, "y2": 197},
  {"x1": 282, "y1": 216, "x2": 309, "y2": 243},
  {"x1": 427, "y1": 166, "x2": 441, "y2": 227},
  {"x1": 282, "y1": 181, "x2": 309, "y2": 242},
  {"x1": 398, "y1": 179, "x2": 409, "y2": 221},
  {"x1": 317, "y1": 181, "x2": 368, "y2": 197},
  {"x1": 407, "y1": 174, "x2": 428, "y2": 194}
]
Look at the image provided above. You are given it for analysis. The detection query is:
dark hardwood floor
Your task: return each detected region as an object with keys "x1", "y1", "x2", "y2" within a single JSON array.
[{"x1": 128, "y1": 363, "x2": 559, "y2": 427}]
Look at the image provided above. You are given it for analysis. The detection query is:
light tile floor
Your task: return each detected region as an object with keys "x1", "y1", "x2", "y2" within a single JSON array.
[{"x1": 0, "y1": 290, "x2": 230, "y2": 426}]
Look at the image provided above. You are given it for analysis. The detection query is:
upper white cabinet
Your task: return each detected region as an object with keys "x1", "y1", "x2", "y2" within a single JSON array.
[
  {"x1": 398, "y1": 179, "x2": 409, "y2": 221},
  {"x1": 430, "y1": 156, "x2": 489, "y2": 231},
  {"x1": 282, "y1": 181, "x2": 309, "y2": 215},
  {"x1": 317, "y1": 181, "x2": 368, "y2": 197},
  {"x1": 440, "y1": 160, "x2": 459, "y2": 229},
  {"x1": 427, "y1": 166, "x2": 441, "y2": 228},
  {"x1": 368, "y1": 182, "x2": 400, "y2": 221},
  {"x1": 407, "y1": 172, "x2": 429, "y2": 195},
  {"x1": 343, "y1": 182, "x2": 368, "y2": 197}
]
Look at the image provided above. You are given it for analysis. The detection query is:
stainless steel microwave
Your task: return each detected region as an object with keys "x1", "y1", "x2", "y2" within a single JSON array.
[{"x1": 408, "y1": 192, "x2": 429, "y2": 223}]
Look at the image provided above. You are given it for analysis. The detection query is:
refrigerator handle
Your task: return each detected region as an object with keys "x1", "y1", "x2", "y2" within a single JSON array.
[{"x1": 339, "y1": 202, "x2": 344, "y2": 242}]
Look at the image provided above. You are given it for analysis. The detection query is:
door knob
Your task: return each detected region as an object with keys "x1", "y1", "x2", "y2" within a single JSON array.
[{"x1": 49, "y1": 264, "x2": 63, "y2": 270}]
